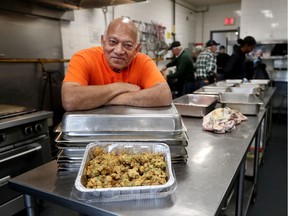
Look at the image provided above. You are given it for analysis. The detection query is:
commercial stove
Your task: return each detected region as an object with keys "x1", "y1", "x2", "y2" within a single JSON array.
[{"x1": 0, "y1": 104, "x2": 53, "y2": 216}]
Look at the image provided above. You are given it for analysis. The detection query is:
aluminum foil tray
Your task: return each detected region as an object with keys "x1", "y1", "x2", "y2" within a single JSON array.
[
  {"x1": 173, "y1": 94, "x2": 218, "y2": 117},
  {"x1": 219, "y1": 93, "x2": 263, "y2": 115},
  {"x1": 73, "y1": 142, "x2": 176, "y2": 202},
  {"x1": 60, "y1": 105, "x2": 183, "y2": 133},
  {"x1": 194, "y1": 86, "x2": 230, "y2": 95}
]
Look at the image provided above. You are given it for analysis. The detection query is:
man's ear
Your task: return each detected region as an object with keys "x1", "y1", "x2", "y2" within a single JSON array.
[
  {"x1": 135, "y1": 42, "x2": 141, "y2": 52},
  {"x1": 101, "y1": 35, "x2": 105, "y2": 46}
]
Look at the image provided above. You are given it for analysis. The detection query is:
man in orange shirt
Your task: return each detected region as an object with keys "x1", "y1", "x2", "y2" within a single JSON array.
[{"x1": 62, "y1": 17, "x2": 172, "y2": 111}]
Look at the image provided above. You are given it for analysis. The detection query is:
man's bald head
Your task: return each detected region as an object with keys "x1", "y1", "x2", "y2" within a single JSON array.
[
  {"x1": 104, "y1": 17, "x2": 138, "y2": 43},
  {"x1": 101, "y1": 17, "x2": 141, "y2": 72}
]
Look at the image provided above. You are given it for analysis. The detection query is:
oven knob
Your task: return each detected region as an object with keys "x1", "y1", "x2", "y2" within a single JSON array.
[
  {"x1": 24, "y1": 126, "x2": 33, "y2": 135},
  {"x1": 34, "y1": 123, "x2": 43, "y2": 132},
  {"x1": 0, "y1": 133, "x2": 5, "y2": 142}
]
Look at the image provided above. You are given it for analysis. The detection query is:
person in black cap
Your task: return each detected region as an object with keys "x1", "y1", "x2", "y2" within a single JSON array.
[
  {"x1": 160, "y1": 41, "x2": 195, "y2": 98},
  {"x1": 194, "y1": 39, "x2": 219, "y2": 89}
]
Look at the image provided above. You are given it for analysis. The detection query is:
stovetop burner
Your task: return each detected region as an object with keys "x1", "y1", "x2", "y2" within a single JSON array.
[{"x1": 0, "y1": 104, "x2": 36, "y2": 120}]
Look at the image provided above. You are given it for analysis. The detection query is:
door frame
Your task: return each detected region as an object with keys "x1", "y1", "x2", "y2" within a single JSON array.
[{"x1": 210, "y1": 29, "x2": 239, "y2": 55}]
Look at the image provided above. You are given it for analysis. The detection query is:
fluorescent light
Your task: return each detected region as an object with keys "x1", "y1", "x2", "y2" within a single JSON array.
[{"x1": 261, "y1": 10, "x2": 274, "y2": 18}]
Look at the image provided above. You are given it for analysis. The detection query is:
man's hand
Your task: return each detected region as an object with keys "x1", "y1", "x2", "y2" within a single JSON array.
[{"x1": 160, "y1": 66, "x2": 167, "y2": 74}]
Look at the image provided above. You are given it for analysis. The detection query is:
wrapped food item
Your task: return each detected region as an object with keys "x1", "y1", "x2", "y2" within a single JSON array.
[{"x1": 202, "y1": 107, "x2": 247, "y2": 133}]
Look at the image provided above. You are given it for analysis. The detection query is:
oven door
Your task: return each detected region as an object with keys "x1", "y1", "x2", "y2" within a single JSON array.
[{"x1": 0, "y1": 142, "x2": 46, "y2": 215}]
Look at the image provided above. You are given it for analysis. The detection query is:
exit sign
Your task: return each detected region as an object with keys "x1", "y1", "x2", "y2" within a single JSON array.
[{"x1": 224, "y1": 17, "x2": 234, "y2": 25}]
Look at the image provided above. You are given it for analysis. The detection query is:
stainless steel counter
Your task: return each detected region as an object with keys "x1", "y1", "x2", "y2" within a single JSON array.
[{"x1": 8, "y1": 89, "x2": 275, "y2": 216}]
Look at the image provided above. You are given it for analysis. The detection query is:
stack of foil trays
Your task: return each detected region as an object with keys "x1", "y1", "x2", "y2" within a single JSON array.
[{"x1": 55, "y1": 104, "x2": 189, "y2": 172}]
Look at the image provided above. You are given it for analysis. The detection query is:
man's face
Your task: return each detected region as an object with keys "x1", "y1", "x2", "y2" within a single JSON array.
[
  {"x1": 101, "y1": 22, "x2": 140, "y2": 72},
  {"x1": 210, "y1": 45, "x2": 218, "y2": 53}
]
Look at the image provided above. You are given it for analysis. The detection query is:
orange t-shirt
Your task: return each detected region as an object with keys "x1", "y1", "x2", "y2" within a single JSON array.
[{"x1": 64, "y1": 47, "x2": 166, "y2": 89}]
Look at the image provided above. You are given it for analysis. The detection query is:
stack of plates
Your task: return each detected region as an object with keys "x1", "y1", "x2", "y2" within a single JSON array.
[{"x1": 55, "y1": 104, "x2": 189, "y2": 172}]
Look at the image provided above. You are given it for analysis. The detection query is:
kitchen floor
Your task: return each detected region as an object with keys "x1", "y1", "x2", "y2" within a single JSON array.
[
  {"x1": 14, "y1": 114, "x2": 287, "y2": 216},
  {"x1": 246, "y1": 114, "x2": 287, "y2": 216}
]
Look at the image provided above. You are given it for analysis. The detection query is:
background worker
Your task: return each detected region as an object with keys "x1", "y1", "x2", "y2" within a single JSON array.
[
  {"x1": 194, "y1": 39, "x2": 219, "y2": 89},
  {"x1": 224, "y1": 36, "x2": 257, "y2": 80},
  {"x1": 160, "y1": 41, "x2": 195, "y2": 98},
  {"x1": 216, "y1": 45, "x2": 230, "y2": 81}
]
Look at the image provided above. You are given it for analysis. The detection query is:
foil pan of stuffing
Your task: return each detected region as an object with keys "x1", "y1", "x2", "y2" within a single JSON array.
[{"x1": 73, "y1": 142, "x2": 176, "y2": 202}]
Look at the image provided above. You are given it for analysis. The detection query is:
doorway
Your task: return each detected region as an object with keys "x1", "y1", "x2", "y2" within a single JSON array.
[{"x1": 210, "y1": 30, "x2": 239, "y2": 55}]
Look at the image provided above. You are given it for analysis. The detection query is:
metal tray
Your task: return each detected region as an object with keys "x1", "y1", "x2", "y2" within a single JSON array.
[
  {"x1": 219, "y1": 93, "x2": 263, "y2": 115},
  {"x1": 194, "y1": 86, "x2": 230, "y2": 95},
  {"x1": 173, "y1": 94, "x2": 218, "y2": 117},
  {"x1": 249, "y1": 79, "x2": 270, "y2": 90},
  {"x1": 170, "y1": 147, "x2": 188, "y2": 157},
  {"x1": 56, "y1": 138, "x2": 189, "y2": 150},
  {"x1": 55, "y1": 129, "x2": 189, "y2": 144},
  {"x1": 224, "y1": 79, "x2": 243, "y2": 84},
  {"x1": 62, "y1": 147, "x2": 86, "y2": 156},
  {"x1": 229, "y1": 87, "x2": 259, "y2": 95},
  {"x1": 249, "y1": 79, "x2": 270, "y2": 85},
  {"x1": 210, "y1": 82, "x2": 235, "y2": 87},
  {"x1": 238, "y1": 83, "x2": 262, "y2": 90},
  {"x1": 73, "y1": 142, "x2": 176, "y2": 202},
  {"x1": 57, "y1": 150, "x2": 83, "y2": 160},
  {"x1": 60, "y1": 105, "x2": 183, "y2": 133}
]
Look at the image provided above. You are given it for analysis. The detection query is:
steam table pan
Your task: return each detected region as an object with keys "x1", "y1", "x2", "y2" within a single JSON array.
[
  {"x1": 55, "y1": 131, "x2": 189, "y2": 145},
  {"x1": 249, "y1": 79, "x2": 270, "y2": 90},
  {"x1": 219, "y1": 93, "x2": 263, "y2": 115},
  {"x1": 194, "y1": 86, "x2": 230, "y2": 95},
  {"x1": 73, "y1": 142, "x2": 176, "y2": 202},
  {"x1": 210, "y1": 82, "x2": 235, "y2": 87},
  {"x1": 173, "y1": 94, "x2": 218, "y2": 117},
  {"x1": 224, "y1": 79, "x2": 243, "y2": 84},
  {"x1": 229, "y1": 87, "x2": 259, "y2": 95},
  {"x1": 60, "y1": 105, "x2": 184, "y2": 134}
]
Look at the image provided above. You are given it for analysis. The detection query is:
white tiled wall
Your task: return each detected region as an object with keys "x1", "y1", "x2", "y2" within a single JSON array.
[
  {"x1": 195, "y1": 3, "x2": 241, "y2": 43},
  {"x1": 60, "y1": 0, "x2": 196, "y2": 62},
  {"x1": 60, "y1": 0, "x2": 287, "y2": 68},
  {"x1": 60, "y1": 9, "x2": 107, "y2": 59},
  {"x1": 240, "y1": 0, "x2": 287, "y2": 41}
]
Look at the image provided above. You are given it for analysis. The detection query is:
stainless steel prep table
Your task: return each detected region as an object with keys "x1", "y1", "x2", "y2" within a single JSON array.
[
  {"x1": 8, "y1": 110, "x2": 267, "y2": 216},
  {"x1": 8, "y1": 87, "x2": 276, "y2": 216}
]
